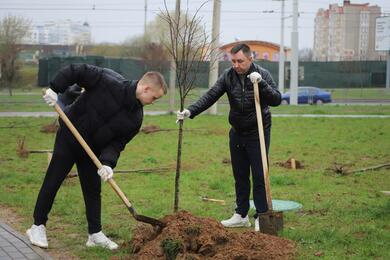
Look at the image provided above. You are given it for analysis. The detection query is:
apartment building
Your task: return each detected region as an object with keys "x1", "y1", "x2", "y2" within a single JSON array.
[
  {"x1": 313, "y1": 0, "x2": 385, "y2": 61},
  {"x1": 29, "y1": 20, "x2": 91, "y2": 45}
]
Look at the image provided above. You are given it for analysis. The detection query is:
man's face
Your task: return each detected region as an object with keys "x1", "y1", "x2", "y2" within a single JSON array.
[
  {"x1": 138, "y1": 86, "x2": 165, "y2": 105},
  {"x1": 231, "y1": 50, "x2": 253, "y2": 75}
]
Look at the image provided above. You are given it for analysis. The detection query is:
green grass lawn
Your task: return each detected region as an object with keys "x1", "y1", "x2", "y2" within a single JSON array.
[{"x1": 0, "y1": 113, "x2": 389, "y2": 259}]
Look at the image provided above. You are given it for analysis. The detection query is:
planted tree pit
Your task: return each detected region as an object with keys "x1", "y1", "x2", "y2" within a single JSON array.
[{"x1": 119, "y1": 211, "x2": 296, "y2": 259}]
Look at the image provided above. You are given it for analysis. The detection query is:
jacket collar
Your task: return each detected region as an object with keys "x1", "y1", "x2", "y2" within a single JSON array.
[
  {"x1": 247, "y1": 63, "x2": 257, "y2": 75},
  {"x1": 125, "y1": 80, "x2": 143, "y2": 109}
]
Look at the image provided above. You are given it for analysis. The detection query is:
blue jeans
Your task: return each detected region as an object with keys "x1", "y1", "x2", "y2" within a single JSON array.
[{"x1": 229, "y1": 127, "x2": 270, "y2": 217}]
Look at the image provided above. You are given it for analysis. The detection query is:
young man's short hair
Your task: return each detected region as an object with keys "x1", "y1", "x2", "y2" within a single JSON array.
[
  {"x1": 230, "y1": 43, "x2": 251, "y2": 57},
  {"x1": 140, "y1": 71, "x2": 168, "y2": 94}
]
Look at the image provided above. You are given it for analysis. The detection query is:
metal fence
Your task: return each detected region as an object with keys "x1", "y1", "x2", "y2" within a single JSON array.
[{"x1": 38, "y1": 56, "x2": 387, "y2": 88}]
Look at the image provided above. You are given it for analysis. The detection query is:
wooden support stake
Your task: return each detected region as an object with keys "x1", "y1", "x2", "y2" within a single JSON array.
[{"x1": 291, "y1": 158, "x2": 296, "y2": 170}]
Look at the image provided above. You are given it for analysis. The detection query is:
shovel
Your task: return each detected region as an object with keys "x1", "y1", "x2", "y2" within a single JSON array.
[
  {"x1": 253, "y1": 81, "x2": 283, "y2": 235},
  {"x1": 53, "y1": 103, "x2": 165, "y2": 228}
]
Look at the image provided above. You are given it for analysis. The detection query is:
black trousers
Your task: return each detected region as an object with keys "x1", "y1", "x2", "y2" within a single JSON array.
[
  {"x1": 229, "y1": 127, "x2": 270, "y2": 217},
  {"x1": 33, "y1": 129, "x2": 102, "y2": 234}
]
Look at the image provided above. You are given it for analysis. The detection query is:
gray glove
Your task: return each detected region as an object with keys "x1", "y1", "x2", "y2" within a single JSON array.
[
  {"x1": 248, "y1": 72, "x2": 262, "y2": 83},
  {"x1": 97, "y1": 165, "x2": 113, "y2": 182},
  {"x1": 176, "y1": 109, "x2": 191, "y2": 123},
  {"x1": 43, "y1": 88, "x2": 58, "y2": 106}
]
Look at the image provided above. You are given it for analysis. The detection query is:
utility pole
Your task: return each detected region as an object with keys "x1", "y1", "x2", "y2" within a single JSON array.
[
  {"x1": 290, "y1": 0, "x2": 299, "y2": 105},
  {"x1": 387, "y1": 50, "x2": 390, "y2": 89},
  {"x1": 208, "y1": 0, "x2": 221, "y2": 115},
  {"x1": 278, "y1": 0, "x2": 285, "y2": 93},
  {"x1": 169, "y1": 0, "x2": 181, "y2": 113},
  {"x1": 144, "y1": 0, "x2": 147, "y2": 37}
]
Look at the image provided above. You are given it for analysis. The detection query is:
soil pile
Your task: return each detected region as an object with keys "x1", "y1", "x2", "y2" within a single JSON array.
[{"x1": 127, "y1": 211, "x2": 296, "y2": 260}]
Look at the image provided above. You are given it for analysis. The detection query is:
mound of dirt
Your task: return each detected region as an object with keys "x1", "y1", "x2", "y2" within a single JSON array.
[
  {"x1": 125, "y1": 211, "x2": 296, "y2": 260},
  {"x1": 276, "y1": 158, "x2": 303, "y2": 169}
]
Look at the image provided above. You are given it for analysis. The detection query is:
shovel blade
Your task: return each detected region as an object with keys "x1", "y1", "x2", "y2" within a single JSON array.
[
  {"x1": 258, "y1": 211, "x2": 284, "y2": 236},
  {"x1": 127, "y1": 206, "x2": 166, "y2": 228},
  {"x1": 134, "y1": 214, "x2": 166, "y2": 228}
]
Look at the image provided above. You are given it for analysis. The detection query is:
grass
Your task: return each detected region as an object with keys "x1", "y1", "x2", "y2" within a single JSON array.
[{"x1": 0, "y1": 111, "x2": 389, "y2": 259}]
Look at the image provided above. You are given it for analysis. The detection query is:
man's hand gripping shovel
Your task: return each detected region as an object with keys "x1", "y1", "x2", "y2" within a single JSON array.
[{"x1": 52, "y1": 101, "x2": 165, "y2": 229}]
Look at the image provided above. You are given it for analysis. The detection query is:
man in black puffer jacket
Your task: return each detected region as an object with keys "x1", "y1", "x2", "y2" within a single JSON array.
[
  {"x1": 26, "y1": 64, "x2": 167, "y2": 250},
  {"x1": 177, "y1": 43, "x2": 281, "y2": 230}
]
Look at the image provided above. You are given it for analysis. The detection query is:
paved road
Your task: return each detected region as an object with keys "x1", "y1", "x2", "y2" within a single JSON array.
[{"x1": 0, "y1": 221, "x2": 51, "y2": 260}]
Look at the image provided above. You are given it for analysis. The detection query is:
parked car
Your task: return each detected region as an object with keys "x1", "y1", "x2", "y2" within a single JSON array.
[{"x1": 281, "y1": 86, "x2": 332, "y2": 105}]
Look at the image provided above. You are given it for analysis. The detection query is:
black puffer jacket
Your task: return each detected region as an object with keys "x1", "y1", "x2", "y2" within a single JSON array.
[
  {"x1": 188, "y1": 63, "x2": 281, "y2": 134},
  {"x1": 50, "y1": 63, "x2": 143, "y2": 168}
]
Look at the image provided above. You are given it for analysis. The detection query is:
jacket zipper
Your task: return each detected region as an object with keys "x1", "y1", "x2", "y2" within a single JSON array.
[{"x1": 241, "y1": 84, "x2": 245, "y2": 112}]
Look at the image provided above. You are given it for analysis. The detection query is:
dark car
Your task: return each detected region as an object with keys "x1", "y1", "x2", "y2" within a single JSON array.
[{"x1": 281, "y1": 86, "x2": 332, "y2": 105}]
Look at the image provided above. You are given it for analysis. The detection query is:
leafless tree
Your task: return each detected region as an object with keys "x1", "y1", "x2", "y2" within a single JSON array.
[
  {"x1": 0, "y1": 15, "x2": 31, "y2": 96},
  {"x1": 122, "y1": 35, "x2": 169, "y2": 70},
  {"x1": 160, "y1": 0, "x2": 218, "y2": 212},
  {"x1": 299, "y1": 48, "x2": 313, "y2": 61}
]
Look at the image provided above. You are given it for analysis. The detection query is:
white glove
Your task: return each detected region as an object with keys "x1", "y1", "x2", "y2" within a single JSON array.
[
  {"x1": 97, "y1": 165, "x2": 113, "y2": 182},
  {"x1": 43, "y1": 88, "x2": 58, "y2": 106},
  {"x1": 248, "y1": 72, "x2": 262, "y2": 83},
  {"x1": 176, "y1": 109, "x2": 191, "y2": 123}
]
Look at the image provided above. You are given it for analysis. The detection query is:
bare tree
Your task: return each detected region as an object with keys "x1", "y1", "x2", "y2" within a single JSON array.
[
  {"x1": 0, "y1": 15, "x2": 31, "y2": 96},
  {"x1": 160, "y1": 0, "x2": 217, "y2": 212},
  {"x1": 89, "y1": 43, "x2": 124, "y2": 57},
  {"x1": 299, "y1": 47, "x2": 313, "y2": 61},
  {"x1": 122, "y1": 35, "x2": 169, "y2": 70}
]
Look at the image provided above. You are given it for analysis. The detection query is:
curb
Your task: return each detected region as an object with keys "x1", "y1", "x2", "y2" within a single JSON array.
[{"x1": 0, "y1": 221, "x2": 52, "y2": 260}]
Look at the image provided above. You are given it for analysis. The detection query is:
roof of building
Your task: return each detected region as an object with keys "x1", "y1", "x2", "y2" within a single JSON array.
[{"x1": 220, "y1": 40, "x2": 290, "y2": 51}]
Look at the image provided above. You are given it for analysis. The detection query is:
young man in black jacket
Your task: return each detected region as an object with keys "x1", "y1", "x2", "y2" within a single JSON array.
[
  {"x1": 27, "y1": 64, "x2": 167, "y2": 250},
  {"x1": 177, "y1": 43, "x2": 281, "y2": 230}
]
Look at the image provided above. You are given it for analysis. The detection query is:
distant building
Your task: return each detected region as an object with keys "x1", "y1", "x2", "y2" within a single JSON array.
[
  {"x1": 220, "y1": 40, "x2": 291, "y2": 62},
  {"x1": 27, "y1": 20, "x2": 91, "y2": 45},
  {"x1": 313, "y1": 0, "x2": 386, "y2": 61}
]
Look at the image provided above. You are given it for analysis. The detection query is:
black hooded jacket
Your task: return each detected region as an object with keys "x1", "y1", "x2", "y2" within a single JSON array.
[
  {"x1": 50, "y1": 63, "x2": 143, "y2": 168},
  {"x1": 188, "y1": 63, "x2": 281, "y2": 135}
]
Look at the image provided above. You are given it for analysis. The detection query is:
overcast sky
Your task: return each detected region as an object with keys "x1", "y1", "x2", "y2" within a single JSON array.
[{"x1": 1, "y1": 0, "x2": 389, "y2": 48}]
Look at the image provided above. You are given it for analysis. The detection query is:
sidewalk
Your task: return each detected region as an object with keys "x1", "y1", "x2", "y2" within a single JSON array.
[{"x1": 0, "y1": 221, "x2": 52, "y2": 260}]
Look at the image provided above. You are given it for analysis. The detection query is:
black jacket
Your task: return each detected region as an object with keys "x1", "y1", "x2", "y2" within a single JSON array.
[
  {"x1": 50, "y1": 63, "x2": 143, "y2": 168},
  {"x1": 188, "y1": 63, "x2": 281, "y2": 135}
]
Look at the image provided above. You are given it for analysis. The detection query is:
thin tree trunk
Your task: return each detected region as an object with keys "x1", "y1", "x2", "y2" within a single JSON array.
[
  {"x1": 174, "y1": 119, "x2": 184, "y2": 212},
  {"x1": 7, "y1": 83, "x2": 13, "y2": 96}
]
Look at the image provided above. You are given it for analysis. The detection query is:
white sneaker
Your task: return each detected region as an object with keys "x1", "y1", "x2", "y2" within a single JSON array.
[
  {"x1": 26, "y1": 224, "x2": 48, "y2": 248},
  {"x1": 86, "y1": 231, "x2": 118, "y2": 250},
  {"x1": 221, "y1": 213, "x2": 251, "y2": 228},
  {"x1": 254, "y1": 217, "x2": 260, "y2": 232}
]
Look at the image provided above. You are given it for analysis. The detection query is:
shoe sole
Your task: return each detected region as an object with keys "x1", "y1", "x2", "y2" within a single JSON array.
[
  {"x1": 86, "y1": 241, "x2": 118, "y2": 250},
  {"x1": 26, "y1": 229, "x2": 48, "y2": 248},
  {"x1": 221, "y1": 222, "x2": 251, "y2": 228}
]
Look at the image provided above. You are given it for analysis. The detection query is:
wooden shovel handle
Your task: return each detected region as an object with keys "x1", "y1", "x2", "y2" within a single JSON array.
[
  {"x1": 253, "y1": 82, "x2": 273, "y2": 209},
  {"x1": 53, "y1": 104, "x2": 133, "y2": 209}
]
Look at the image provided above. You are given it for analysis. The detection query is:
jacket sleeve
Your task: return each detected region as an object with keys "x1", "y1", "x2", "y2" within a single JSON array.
[
  {"x1": 99, "y1": 130, "x2": 138, "y2": 168},
  {"x1": 259, "y1": 69, "x2": 281, "y2": 106},
  {"x1": 49, "y1": 63, "x2": 103, "y2": 93},
  {"x1": 187, "y1": 73, "x2": 227, "y2": 118},
  {"x1": 57, "y1": 84, "x2": 82, "y2": 109}
]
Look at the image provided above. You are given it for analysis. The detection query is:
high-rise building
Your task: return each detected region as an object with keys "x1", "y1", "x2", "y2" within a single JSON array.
[
  {"x1": 313, "y1": 0, "x2": 385, "y2": 61},
  {"x1": 28, "y1": 20, "x2": 91, "y2": 45}
]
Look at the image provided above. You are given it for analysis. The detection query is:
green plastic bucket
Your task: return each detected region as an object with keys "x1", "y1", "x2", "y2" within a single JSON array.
[{"x1": 249, "y1": 199, "x2": 302, "y2": 212}]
